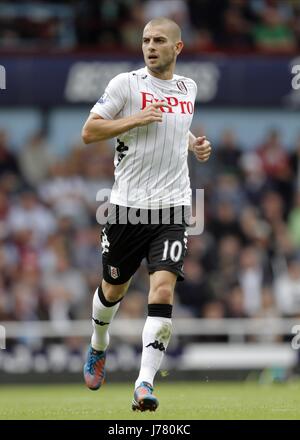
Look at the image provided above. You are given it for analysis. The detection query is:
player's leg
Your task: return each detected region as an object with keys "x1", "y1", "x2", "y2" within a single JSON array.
[
  {"x1": 84, "y1": 211, "x2": 149, "y2": 391},
  {"x1": 137, "y1": 270, "x2": 176, "y2": 387},
  {"x1": 91, "y1": 278, "x2": 131, "y2": 352},
  {"x1": 133, "y1": 270, "x2": 176, "y2": 411},
  {"x1": 84, "y1": 279, "x2": 131, "y2": 391},
  {"x1": 132, "y1": 217, "x2": 187, "y2": 411}
]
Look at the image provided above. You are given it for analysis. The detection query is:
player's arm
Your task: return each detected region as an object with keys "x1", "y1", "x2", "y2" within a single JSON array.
[
  {"x1": 82, "y1": 102, "x2": 169, "y2": 144},
  {"x1": 188, "y1": 131, "x2": 212, "y2": 162}
]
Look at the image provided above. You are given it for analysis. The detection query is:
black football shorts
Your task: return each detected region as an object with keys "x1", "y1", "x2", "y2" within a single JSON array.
[{"x1": 101, "y1": 204, "x2": 189, "y2": 285}]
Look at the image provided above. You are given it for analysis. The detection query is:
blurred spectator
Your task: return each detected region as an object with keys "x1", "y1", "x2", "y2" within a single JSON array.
[
  {"x1": 289, "y1": 134, "x2": 300, "y2": 191},
  {"x1": 74, "y1": 0, "x2": 101, "y2": 46},
  {"x1": 12, "y1": 282, "x2": 40, "y2": 321},
  {"x1": 251, "y1": 0, "x2": 294, "y2": 21},
  {"x1": 239, "y1": 151, "x2": 269, "y2": 206},
  {"x1": 176, "y1": 257, "x2": 215, "y2": 316},
  {"x1": 118, "y1": 289, "x2": 147, "y2": 346},
  {"x1": 12, "y1": 263, "x2": 43, "y2": 322},
  {"x1": 200, "y1": 300, "x2": 228, "y2": 342},
  {"x1": 219, "y1": 0, "x2": 258, "y2": 49},
  {"x1": 8, "y1": 190, "x2": 57, "y2": 247},
  {"x1": 18, "y1": 131, "x2": 53, "y2": 187},
  {"x1": 0, "y1": 189, "x2": 9, "y2": 239},
  {"x1": 118, "y1": 289, "x2": 147, "y2": 319},
  {"x1": 188, "y1": 0, "x2": 226, "y2": 44},
  {"x1": 238, "y1": 246, "x2": 271, "y2": 316},
  {"x1": 210, "y1": 235, "x2": 242, "y2": 298},
  {"x1": 272, "y1": 222, "x2": 295, "y2": 263},
  {"x1": 39, "y1": 161, "x2": 88, "y2": 226},
  {"x1": 42, "y1": 253, "x2": 88, "y2": 320},
  {"x1": 256, "y1": 129, "x2": 293, "y2": 208},
  {"x1": 81, "y1": 143, "x2": 114, "y2": 214},
  {"x1": 143, "y1": 0, "x2": 188, "y2": 22},
  {"x1": 97, "y1": 0, "x2": 127, "y2": 47},
  {"x1": 208, "y1": 200, "x2": 243, "y2": 242},
  {"x1": 120, "y1": 2, "x2": 145, "y2": 50},
  {"x1": 186, "y1": 233, "x2": 216, "y2": 272},
  {"x1": 260, "y1": 190, "x2": 285, "y2": 225},
  {"x1": 255, "y1": 286, "x2": 279, "y2": 318},
  {"x1": 0, "y1": 237, "x2": 19, "y2": 281},
  {"x1": 253, "y1": 286, "x2": 282, "y2": 343},
  {"x1": 216, "y1": 129, "x2": 242, "y2": 174},
  {"x1": 291, "y1": 1, "x2": 300, "y2": 47},
  {"x1": 74, "y1": 225, "x2": 103, "y2": 289},
  {"x1": 202, "y1": 300, "x2": 226, "y2": 319},
  {"x1": 288, "y1": 191, "x2": 300, "y2": 247},
  {"x1": 225, "y1": 282, "x2": 248, "y2": 318},
  {"x1": 217, "y1": 234, "x2": 241, "y2": 274},
  {"x1": 274, "y1": 255, "x2": 300, "y2": 317},
  {"x1": 260, "y1": 190, "x2": 296, "y2": 265},
  {"x1": 39, "y1": 233, "x2": 67, "y2": 275},
  {"x1": 0, "y1": 275, "x2": 12, "y2": 320},
  {"x1": 257, "y1": 129, "x2": 290, "y2": 176},
  {"x1": 0, "y1": 130, "x2": 21, "y2": 177},
  {"x1": 211, "y1": 174, "x2": 247, "y2": 216},
  {"x1": 239, "y1": 206, "x2": 271, "y2": 247},
  {"x1": 253, "y1": 6, "x2": 297, "y2": 53}
]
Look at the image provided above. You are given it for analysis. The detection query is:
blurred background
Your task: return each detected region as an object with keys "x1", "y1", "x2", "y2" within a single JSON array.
[{"x1": 0, "y1": 0, "x2": 300, "y2": 384}]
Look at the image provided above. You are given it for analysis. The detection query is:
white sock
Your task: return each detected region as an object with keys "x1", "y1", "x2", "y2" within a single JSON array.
[
  {"x1": 135, "y1": 316, "x2": 172, "y2": 389},
  {"x1": 91, "y1": 287, "x2": 120, "y2": 352}
]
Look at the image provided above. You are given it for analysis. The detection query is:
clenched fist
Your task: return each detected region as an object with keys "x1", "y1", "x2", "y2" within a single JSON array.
[{"x1": 191, "y1": 136, "x2": 212, "y2": 162}]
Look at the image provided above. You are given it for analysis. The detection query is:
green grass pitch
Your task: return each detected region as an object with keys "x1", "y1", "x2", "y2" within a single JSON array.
[{"x1": 0, "y1": 381, "x2": 300, "y2": 420}]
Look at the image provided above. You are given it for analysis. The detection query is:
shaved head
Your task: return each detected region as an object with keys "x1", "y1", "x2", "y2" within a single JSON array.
[{"x1": 144, "y1": 17, "x2": 181, "y2": 43}]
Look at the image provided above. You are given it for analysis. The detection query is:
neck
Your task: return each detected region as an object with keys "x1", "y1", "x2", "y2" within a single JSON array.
[{"x1": 146, "y1": 66, "x2": 174, "y2": 80}]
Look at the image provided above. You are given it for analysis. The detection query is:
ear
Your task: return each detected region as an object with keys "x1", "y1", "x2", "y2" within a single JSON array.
[{"x1": 175, "y1": 41, "x2": 184, "y2": 55}]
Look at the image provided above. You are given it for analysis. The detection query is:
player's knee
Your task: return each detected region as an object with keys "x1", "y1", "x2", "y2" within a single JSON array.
[{"x1": 150, "y1": 286, "x2": 173, "y2": 304}]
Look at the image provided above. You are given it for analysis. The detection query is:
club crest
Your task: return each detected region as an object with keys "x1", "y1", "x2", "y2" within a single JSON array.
[
  {"x1": 109, "y1": 265, "x2": 120, "y2": 279},
  {"x1": 176, "y1": 80, "x2": 188, "y2": 95}
]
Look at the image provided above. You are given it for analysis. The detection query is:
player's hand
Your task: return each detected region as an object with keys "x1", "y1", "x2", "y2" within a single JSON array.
[
  {"x1": 192, "y1": 136, "x2": 212, "y2": 162},
  {"x1": 135, "y1": 101, "x2": 169, "y2": 126}
]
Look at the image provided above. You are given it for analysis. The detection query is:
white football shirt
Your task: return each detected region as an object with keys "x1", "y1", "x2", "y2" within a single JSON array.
[{"x1": 90, "y1": 67, "x2": 197, "y2": 209}]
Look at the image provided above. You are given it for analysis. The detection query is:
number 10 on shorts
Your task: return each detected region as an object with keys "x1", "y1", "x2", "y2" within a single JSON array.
[{"x1": 162, "y1": 240, "x2": 183, "y2": 262}]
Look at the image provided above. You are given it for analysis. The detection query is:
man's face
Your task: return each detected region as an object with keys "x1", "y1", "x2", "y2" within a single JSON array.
[{"x1": 142, "y1": 24, "x2": 181, "y2": 74}]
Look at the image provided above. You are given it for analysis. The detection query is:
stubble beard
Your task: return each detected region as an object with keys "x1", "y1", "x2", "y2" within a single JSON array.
[{"x1": 147, "y1": 52, "x2": 176, "y2": 75}]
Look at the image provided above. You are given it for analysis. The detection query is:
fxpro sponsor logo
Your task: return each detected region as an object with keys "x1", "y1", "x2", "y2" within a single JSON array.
[
  {"x1": 0, "y1": 325, "x2": 6, "y2": 349},
  {"x1": 95, "y1": 186, "x2": 204, "y2": 236},
  {"x1": 0, "y1": 65, "x2": 6, "y2": 90},
  {"x1": 64, "y1": 61, "x2": 220, "y2": 103}
]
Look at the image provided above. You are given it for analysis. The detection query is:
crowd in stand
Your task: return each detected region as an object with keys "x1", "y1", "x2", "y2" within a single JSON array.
[
  {"x1": 0, "y1": 125, "x2": 300, "y2": 328},
  {"x1": 0, "y1": 0, "x2": 300, "y2": 53}
]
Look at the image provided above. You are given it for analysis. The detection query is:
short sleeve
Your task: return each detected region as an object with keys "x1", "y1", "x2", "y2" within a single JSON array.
[
  {"x1": 90, "y1": 73, "x2": 128, "y2": 120},
  {"x1": 191, "y1": 79, "x2": 197, "y2": 101}
]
